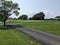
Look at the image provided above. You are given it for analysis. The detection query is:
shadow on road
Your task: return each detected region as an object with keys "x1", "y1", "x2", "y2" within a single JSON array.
[{"x1": 0, "y1": 25, "x2": 15, "y2": 30}]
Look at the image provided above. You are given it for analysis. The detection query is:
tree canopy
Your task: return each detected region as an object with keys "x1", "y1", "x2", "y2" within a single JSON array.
[
  {"x1": 55, "y1": 16, "x2": 60, "y2": 19},
  {"x1": 29, "y1": 12, "x2": 45, "y2": 20},
  {"x1": 18, "y1": 15, "x2": 28, "y2": 20},
  {"x1": 55, "y1": 16, "x2": 60, "y2": 20},
  {"x1": 0, "y1": 0, "x2": 20, "y2": 26}
]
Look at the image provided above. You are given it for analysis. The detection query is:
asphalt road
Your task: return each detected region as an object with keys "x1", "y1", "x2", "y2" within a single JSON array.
[{"x1": 7, "y1": 23, "x2": 60, "y2": 45}]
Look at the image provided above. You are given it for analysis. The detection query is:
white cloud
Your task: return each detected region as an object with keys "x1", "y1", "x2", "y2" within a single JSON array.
[{"x1": 43, "y1": 9, "x2": 50, "y2": 15}]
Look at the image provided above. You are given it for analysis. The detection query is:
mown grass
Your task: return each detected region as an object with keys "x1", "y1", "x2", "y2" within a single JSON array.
[
  {"x1": 10, "y1": 19, "x2": 60, "y2": 35},
  {"x1": 0, "y1": 25, "x2": 41, "y2": 45}
]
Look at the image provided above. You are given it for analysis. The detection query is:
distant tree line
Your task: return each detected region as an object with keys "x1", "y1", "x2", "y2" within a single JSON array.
[
  {"x1": 18, "y1": 12, "x2": 45, "y2": 20},
  {"x1": 17, "y1": 11, "x2": 60, "y2": 21},
  {"x1": 45, "y1": 16, "x2": 60, "y2": 20},
  {"x1": 55, "y1": 16, "x2": 60, "y2": 20}
]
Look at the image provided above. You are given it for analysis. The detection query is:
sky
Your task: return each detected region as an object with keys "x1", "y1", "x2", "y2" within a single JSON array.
[{"x1": 10, "y1": 0, "x2": 60, "y2": 19}]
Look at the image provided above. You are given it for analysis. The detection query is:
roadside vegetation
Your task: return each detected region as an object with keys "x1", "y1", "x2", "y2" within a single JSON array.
[
  {"x1": 10, "y1": 19, "x2": 60, "y2": 35},
  {"x1": 0, "y1": 25, "x2": 41, "y2": 45}
]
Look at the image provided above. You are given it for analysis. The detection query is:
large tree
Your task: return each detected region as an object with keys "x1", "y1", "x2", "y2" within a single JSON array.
[
  {"x1": 0, "y1": 0, "x2": 20, "y2": 26},
  {"x1": 33, "y1": 12, "x2": 45, "y2": 20}
]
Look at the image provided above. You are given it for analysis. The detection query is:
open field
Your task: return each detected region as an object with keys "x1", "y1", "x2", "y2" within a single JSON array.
[
  {"x1": 10, "y1": 19, "x2": 60, "y2": 35},
  {"x1": 0, "y1": 25, "x2": 41, "y2": 45}
]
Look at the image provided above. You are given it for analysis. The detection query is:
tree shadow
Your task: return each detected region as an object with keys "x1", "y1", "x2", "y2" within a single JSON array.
[{"x1": 0, "y1": 25, "x2": 15, "y2": 30}]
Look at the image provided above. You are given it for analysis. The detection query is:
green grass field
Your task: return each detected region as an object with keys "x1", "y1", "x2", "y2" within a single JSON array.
[
  {"x1": 10, "y1": 19, "x2": 60, "y2": 35},
  {"x1": 0, "y1": 25, "x2": 41, "y2": 45}
]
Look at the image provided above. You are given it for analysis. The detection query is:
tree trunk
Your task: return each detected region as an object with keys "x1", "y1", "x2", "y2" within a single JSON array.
[{"x1": 4, "y1": 21, "x2": 6, "y2": 26}]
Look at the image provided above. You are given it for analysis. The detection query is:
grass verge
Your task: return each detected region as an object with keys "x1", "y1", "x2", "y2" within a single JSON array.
[{"x1": 0, "y1": 25, "x2": 41, "y2": 45}]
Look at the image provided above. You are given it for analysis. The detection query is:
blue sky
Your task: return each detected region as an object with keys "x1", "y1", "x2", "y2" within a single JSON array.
[{"x1": 11, "y1": 0, "x2": 60, "y2": 18}]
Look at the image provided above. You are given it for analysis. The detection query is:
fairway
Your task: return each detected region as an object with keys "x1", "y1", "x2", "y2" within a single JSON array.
[
  {"x1": 10, "y1": 20, "x2": 60, "y2": 35},
  {"x1": 0, "y1": 25, "x2": 41, "y2": 45}
]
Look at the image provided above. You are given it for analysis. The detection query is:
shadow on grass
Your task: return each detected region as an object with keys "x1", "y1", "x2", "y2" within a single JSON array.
[{"x1": 0, "y1": 25, "x2": 15, "y2": 30}]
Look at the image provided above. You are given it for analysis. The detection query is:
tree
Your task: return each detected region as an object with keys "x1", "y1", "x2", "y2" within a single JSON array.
[
  {"x1": 29, "y1": 17, "x2": 33, "y2": 20},
  {"x1": 55, "y1": 16, "x2": 60, "y2": 20},
  {"x1": 18, "y1": 15, "x2": 28, "y2": 20},
  {"x1": 55, "y1": 16, "x2": 60, "y2": 19},
  {"x1": 48, "y1": 18, "x2": 55, "y2": 20},
  {"x1": 0, "y1": 0, "x2": 20, "y2": 26},
  {"x1": 33, "y1": 12, "x2": 45, "y2": 20}
]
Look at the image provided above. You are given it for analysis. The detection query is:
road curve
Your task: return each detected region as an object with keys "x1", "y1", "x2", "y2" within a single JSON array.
[{"x1": 7, "y1": 23, "x2": 60, "y2": 45}]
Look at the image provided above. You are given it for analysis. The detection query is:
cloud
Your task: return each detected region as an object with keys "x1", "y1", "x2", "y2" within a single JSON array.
[
  {"x1": 42, "y1": 9, "x2": 55, "y2": 18},
  {"x1": 43, "y1": 9, "x2": 49, "y2": 15}
]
